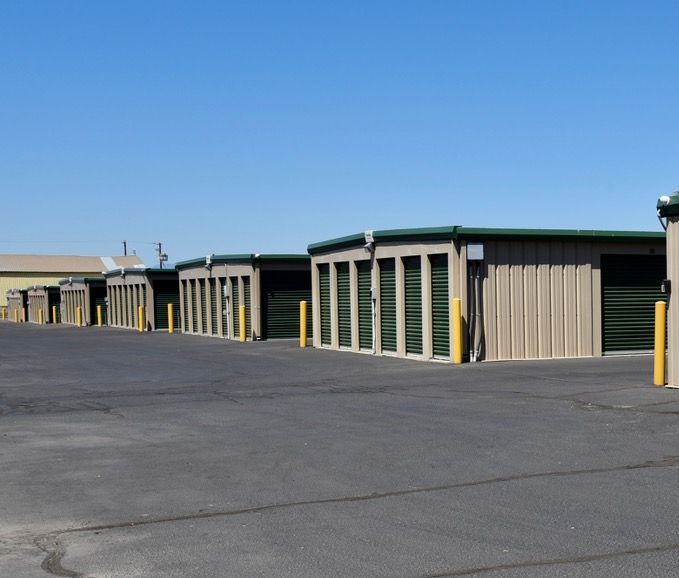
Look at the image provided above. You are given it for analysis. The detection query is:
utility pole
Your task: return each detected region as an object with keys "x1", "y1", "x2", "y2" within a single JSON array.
[
  {"x1": 122, "y1": 240, "x2": 127, "y2": 256},
  {"x1": 154, "y1": 242, "x2": 168, "y2": 269}
]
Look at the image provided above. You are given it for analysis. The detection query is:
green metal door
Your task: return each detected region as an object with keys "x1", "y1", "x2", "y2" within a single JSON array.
[
  {"x1": 357, "y1": 260, "x2": 372, "y2": 350},
  {"x1": 261, "y1": 271, "x2": 312, "y2": 339},
  {"x1": 336, "y1": 262, "x2": 351, "y2": 348},
  {"x1": 379, "y1": 259, "x2": 396, "y2": 352},
  {"x1": 93, "y1": 288, "x2": 107, "y2": 326},
  {"x1": 602, "y1": 254, "x2": 666, "y2": 353},
  {"x1": 430, "y1": 254, "x2": 449, "y2": 357},
  {"x1": 404, "y1": 256, "x2": 423, "y2": 355},
  {"x1": 199, "y1": 279, "x2": 208, "y2": 334},
  {"x1": 210, "y1": 278, "x2": 218, "y2": 335},
  {"x1": 243, "y1": 276, "x2": 251, "y2": 340},
  {"x1": 230, "y1": 277, "x2": 240, "y2": 339},
  {"x1": 221, "y1": 278, "x2": 228, "y2": 337},
  {"x1": 191, "y1": 280, "x2": 198, "y2": 333},
  {"x1": 319, "y1": 264, "x2": 331, "y2": 346},
  {"x1": 154, "y1": 284, "x2": 180, "y2": 330}
]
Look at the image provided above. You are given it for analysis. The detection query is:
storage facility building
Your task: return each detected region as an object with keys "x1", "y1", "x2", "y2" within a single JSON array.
[
  {"x1": 105, "y1": 268, "x2": 180, "y2": 331},
  {"x1": 59, "y1": 278, "x2": 108, "y2": 326},
  {"x1": 308, "y1": 226, "x2": 666, "y2": 362},
  {"x1": 27, "y1": 286, "x2": 61, "y2": 323},
  {"x1": 0, "y1": 254, "x2": 143, "y2": 311},
  {"x1": 6, "y1": 289, "x2": 28, "y2": 322},
  {"x1": 175, "y1": 254, "x2": 311, "y2": 341}
]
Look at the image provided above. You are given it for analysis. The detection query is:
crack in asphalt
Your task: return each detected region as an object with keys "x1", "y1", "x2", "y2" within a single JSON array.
[
  {"x1": 32, "y1": 455, "x2": 679, "y2": 576},
  {"x1": 412, "y1": 542, "x2": 679, "y2": 577}
]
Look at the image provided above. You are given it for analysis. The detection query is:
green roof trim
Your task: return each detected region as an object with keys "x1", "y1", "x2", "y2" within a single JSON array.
[
  {"x1": 176, "y1": 253, "x2": 309, "y2": 269},
  {"x1": 657, "y1": 194, "x2": 679, "y2": 217},
  {"x1": 104, "y1": 267, "x2": 177, "y2": 278},
  {"x1": 456, "y1": 227, "x2": 665, "y2": 242},
  {"x1": 58, "y1": 277, "x2": 106, "y2": 286},
  {"x1": 308, "y1": 225, "x2": 665, "y2": 254}
]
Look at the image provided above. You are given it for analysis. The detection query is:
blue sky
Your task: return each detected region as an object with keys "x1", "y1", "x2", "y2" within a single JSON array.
[{"x1": 1, "y1": 1, "x2": 677, "y2": 266}]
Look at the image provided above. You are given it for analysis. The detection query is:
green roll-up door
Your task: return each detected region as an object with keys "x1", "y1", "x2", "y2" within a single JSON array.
[
  {"x1": 244, "y1": 276, "x2": 251, "y2": 340},
  {"x1": 337, "y1": 262, "x2": 351, "y2": 348},
  {"x1": 231, "y1": 277, "x2": 240, "y2": 339},
  {"x1": 94, "y1": 295, "x2": 107, "y2": 325},
  {"x1": 357, "y1": 260, "x2": 372, "y2": 350},
  {"x1": 430, "y1": 254, "x2": 449, "y2": 358},
  {"x1": 191, "y1": 281, "x2": 198, "y2": 333},
  {"x1": 154, "y1": 291, "x2": 180, "y2": 330},
  {"x1": 221, "y1": 278, "x2": 228, "y2": 338},
  {"x1": 404, "y1": 256, "x2": 423, "y2": 355},
  {"x1": 261, "y1": 271, "x2": 312, "y2": 339},
  {"x1": 210, "y1": 278, "x2": 218, "y2": 335},
  {"x1": 182, "y1": 281, "x2": 189, "y2": 332},
  {"x1": 379, "y1": 259, "x2": 396, "y2": 352},
  {"x1": 319, "y1": 264, "x2": 331, "y2": 345},
  {"x1": 199, "y1": 279, "x2": 208, "y2": 334},
  {"x1": 602, "y1": 254, "x2": 666, "y2": 353}
]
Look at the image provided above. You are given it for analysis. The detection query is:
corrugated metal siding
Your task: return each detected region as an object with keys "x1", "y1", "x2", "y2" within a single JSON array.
[
  {"x1": 243, "y1": 276, "x2": 251, "y2": 339},
  {"x1": 430, "y1": 254, "x2": 449, "y2": 357},
  {"x1": 261, "y1": 271, "x2": 311, "y2": 339},
  {"x1": 319, "y1": 264, "x2": 331, "y2": 346},
  {"x1": 379, "y1": 259, "x2": 396, "y2": 352},
  {"x1": 481, "y1": 240, "x2": 600, "y2": 361},
  {"x1": 336, "y1": 262, "x2": 351, "y2": 348},
  {"x1": 199, "y1": 279, "x2": 208, "y2": 334},
  {"x1": 182, "y1": 281, "x2": 189, "y2": 332},
  {"x1": 221, "y1": 278, "x2": 229, "y2": 337},
  {"x1": 357, "y1": 260, "x2": 372, "y2": 350},
  {"x1": 191, "y1": 281, "x2": 198, "y2": 333},
  {"x1": 404, "y1": 256, "x2": 423, "y2": 355},
  {"x1": 210, "y1": 278, "x2": 218, "y2": 336},
  {"x1": 231, "y1": 277, "x2": 240, "y2": 338}
]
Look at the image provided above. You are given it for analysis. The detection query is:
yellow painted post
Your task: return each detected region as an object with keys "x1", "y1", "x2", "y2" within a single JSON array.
[
  {"x1": 300, "y1": 300, "x2": 307, "y2": 347},
  {"x1": 654, "y1": 301, "x2": 667, "y2": 387},
  {"x1": 39, "y1": 308, "x2": 44, "y2": 325},
  {"x1": 138, "y1": 306, "x2": 144, "y2": 332},
  {"x1": 22, "y1": 307, "x2": 26, "y2": 323},
  {"x1": 239, "y1": 305, "x2": 246, "y2": 342},
  {"x1": 97, "y1": 305, "x2": 103, "y2": 327},
  {"x1": 76, "y1": 306, "x2": 82, "y2": 327},
  {"x1": 52, "y1": 305, "x2": 58, "y2": 324},
  {"x1": 14, "y1": 309, "x2": 18, "y2": 323},
  {"x1": 452, "y1": 298, "x2": 463, "y2": 364},
  {"x1": 168, "y1": 303, "x2": 174, "y2": 334}
]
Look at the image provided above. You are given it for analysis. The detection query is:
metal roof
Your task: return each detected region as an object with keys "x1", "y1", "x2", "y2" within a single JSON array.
[
  {"x1": 307, "y1": 226, "x2": 665, "y2": 254},
  {"x1": 0, "y1": 254, "x2": 143, "y2": 273}
]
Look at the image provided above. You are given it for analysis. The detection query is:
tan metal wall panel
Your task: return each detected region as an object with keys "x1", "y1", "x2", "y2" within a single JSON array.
[
  {"x1": 495, "y1": 242, "x2": 512, "y2": 360},
  {"x1": 562, "y1": 242, "x2": 578, "y2": 357},
  {"x1": 576, "y1": 242, "x2": 593, "y2": 356},
  {"x1": 536, "y1": 243, "x2": 552, "y2": 358},
  {"x1": 668, "y1": 217, "x2": 679, "y2": 385},
  {"x1": 482, "y1": 242, "x2": 498, "y2": 361},
  {"x1": 523, "y1": 242, "x2": 539, "y2": 359},
  {"x1": 509, "y1": 242, "x2": 525, "y2": 359}
]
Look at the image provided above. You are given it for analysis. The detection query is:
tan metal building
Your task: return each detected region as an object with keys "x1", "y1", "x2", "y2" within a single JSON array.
[
  {"x1": 308, "y1": 227, "x2": 665, "y2": 362},
  {"x1": 27, "y1": 286, "x2": 61, "y2": 323},
  {"x1": 0, "y1": 254, "x2": 143, "y2": 309},
  {"x1": 6, "y1": 289, "x2": 28, "y2": 322},
  {"x1": 657, "y1": 195, "x2": 679, "y2": 386},
  {"x1": 59, "y1": 278, "x2": 108, "y2": 326},
  {"x1": 175, "y1": 254, "x2": 311, "y2": 341},
  {"x1": 105, "y1": 268, "x2": 179, "y2": 331}
]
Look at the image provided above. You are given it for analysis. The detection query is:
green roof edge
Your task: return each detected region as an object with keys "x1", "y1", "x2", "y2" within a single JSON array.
[{"x1": 176, "y1": 253, "x2": 309, "y2": 269}]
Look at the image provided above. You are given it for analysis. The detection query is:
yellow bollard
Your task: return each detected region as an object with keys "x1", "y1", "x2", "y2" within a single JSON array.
[
  {"x1": 168, "y1": 303, "x2": 174, "y2": 334},
  {"x1": 76, "y1": 306, "x2": 82, "y2": 327},
  {"x1": 39, "y1": 309, "x2": 44, "y2": 325},
  {"x1": 654, "y1": 301, "x2": 667, "y2": 387},
  {"x1": 14, "y1": 309, "x2": 18, "y2": 323},
  {"x1": 97, "y1": 305, "x2": 103, "y2": 327},
  {"x1": 299, "y1": 301, "x2": 307, "y2": 347},
  {"x1": 138, "y1": 306, "x2": 144, "y2": 332},
  {"x1": 22, "y1": 307, "x2": 26, "y2": 323},
  {"x1": 239, "y1": 305, "x2": 246, "y2": 342},
  {"x1": 452, "y1": 298, "x2": 463, "y2": 364},
  {"x1": 52, "y1": 305, "x2": 57, "y2": 324}
]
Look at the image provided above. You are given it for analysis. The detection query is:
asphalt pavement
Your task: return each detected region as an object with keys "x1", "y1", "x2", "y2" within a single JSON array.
[{"x1": 1, "y1": 322, "x2": 678, "y2": 577}]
